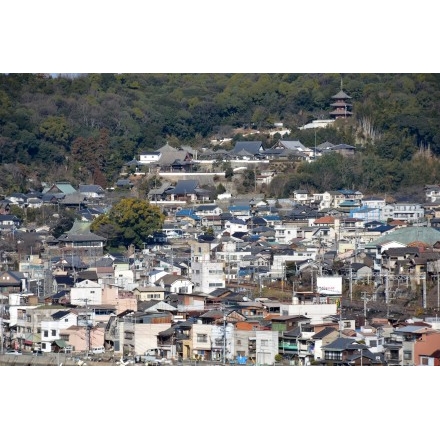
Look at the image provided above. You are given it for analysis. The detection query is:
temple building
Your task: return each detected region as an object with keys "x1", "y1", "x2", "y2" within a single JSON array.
[{"x1": 329, "y1": 89, "x2": 353, "y2": 119}]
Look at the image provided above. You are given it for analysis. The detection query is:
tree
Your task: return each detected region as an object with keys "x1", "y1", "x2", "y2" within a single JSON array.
[
  {"x1": 38, "y1": 115, "x2": 72, "y2": 146},
  {"x1": 50, "y1": 210, "x2": 80, "y2": 238},
  {"x1": 90, "y1": 197, "x2": 165, "y2": 249}
]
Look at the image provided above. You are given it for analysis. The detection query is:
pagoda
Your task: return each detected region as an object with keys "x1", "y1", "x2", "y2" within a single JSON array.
[{"x1": 329, "y1": 83, "x2": 353, "y2": 119}]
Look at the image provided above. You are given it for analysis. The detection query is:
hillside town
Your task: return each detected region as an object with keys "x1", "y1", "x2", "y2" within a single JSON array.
[
  {"x1": 2, "y1": 166, "x2": 440, "y2": 366},
  {"x1": 2, "y1": 89, "x2": 440, "y2": 367}
]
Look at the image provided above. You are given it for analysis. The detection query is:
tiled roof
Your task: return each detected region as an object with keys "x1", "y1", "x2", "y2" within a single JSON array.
[
  {"x1": 314, "y1": 216, "x2": 335, "y2": 224},
  {"x1": 368, "y1": 226, "x2": 440, "y2": 247},
  {"x1": 168, "y1": 180, "x2": 199, "y2": 195},
  {"x1": 232, "y1": 141, "x2": 264, "y2": 155}
]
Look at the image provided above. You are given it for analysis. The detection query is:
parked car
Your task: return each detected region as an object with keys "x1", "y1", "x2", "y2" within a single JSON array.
[
  {"x1": 5, "y1": 349, "x2": 22, "y2": 355},
  {"x1": 91, "y1": 346, "x2": 105, "y2": 355}
]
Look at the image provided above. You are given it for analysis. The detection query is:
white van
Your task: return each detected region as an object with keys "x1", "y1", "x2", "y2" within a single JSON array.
[{"x1": 91, "y1": 346, "x2": 105, "y2": 355}]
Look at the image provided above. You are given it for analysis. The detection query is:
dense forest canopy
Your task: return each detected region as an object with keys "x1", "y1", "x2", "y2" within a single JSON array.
[{"x1": 1, "y1": 73, "x2": 440, "y2": 197}]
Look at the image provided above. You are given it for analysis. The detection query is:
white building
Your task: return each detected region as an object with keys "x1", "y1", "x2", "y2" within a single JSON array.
[
  {"x1": 254, "y1": 330, "x2": 279, "y2": 365},
  {"x1": 280, "y1": 298, "x2": 338, "y2": 324},
  {"x1": 40, "y1": 310, "x2": 78, "y2": 352},
  {"x1": 70, "y1": 279, "x2": 103, "y2": 305},
  {"x1": 191, "y1": 242, "x2": 225, "y2": 293},
  {"x1": 139, "y1": 151, "x2": 161, "y2": 164},
  {"x1": 274, "y1": 224, "x2": 298, "y2": 244},
  {"x1": 382, "y1": 202, "x2": 425, "y2": 222}
]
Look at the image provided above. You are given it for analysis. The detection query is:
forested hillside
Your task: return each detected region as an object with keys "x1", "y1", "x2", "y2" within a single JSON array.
[{"x1": 1, "y1": 73, "x2": 440, "y2": 198}]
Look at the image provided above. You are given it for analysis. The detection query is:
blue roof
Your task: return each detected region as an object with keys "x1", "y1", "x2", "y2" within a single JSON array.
[
  {"x1": 227, "y1": 218, "x2": 246, "y2": 224},
  {"x1": 176, "y1": 209, "x2": 195, "y2": 216},
  {"x1": 229, "y1": 205, "x2": 250, "y2": 211}
]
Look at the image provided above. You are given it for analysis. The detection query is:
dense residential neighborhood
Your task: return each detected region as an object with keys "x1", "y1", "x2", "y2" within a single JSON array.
[
  {"x1": 2, "y1": 156, "x2": 440, "y2": 366},
  {"x1": 1, "y1": 81, "x2": 440, "y2": 367}
]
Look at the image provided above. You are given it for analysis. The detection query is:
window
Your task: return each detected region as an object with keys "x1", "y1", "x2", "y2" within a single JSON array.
[
  {"x1": 404, "y1": 350, "x2": 412, "y2": 360},
  {"x1": 197, "y1": 334, "x2": 208, "y2": 343},
  {"x1": 44, "y1": 330, "x2": 48, "y2": 337},
  {"x1": 41, "y1": 343, "x2": 47, "y2": 349},
  {"x1": 51, "y1": 330, "x2": 56, "y2": 337},
  {"x1": 369, "y1": 340, "x2": 377, "y2": 347},
  {"x1": 64, "y1": 318, "x2": 69, "y2": 322},
  {"x1": 324, "y1": 351, "x2": 342, "y2": 361}
]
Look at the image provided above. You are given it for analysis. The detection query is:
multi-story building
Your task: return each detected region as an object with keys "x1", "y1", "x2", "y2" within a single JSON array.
[{"x1": 190, "y1": 242, "x2": 225, "y2": 294}]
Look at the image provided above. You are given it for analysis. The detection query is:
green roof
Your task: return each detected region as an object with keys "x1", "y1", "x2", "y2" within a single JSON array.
[
  {"x1": 53, "y1": 339, "x2": 68, "y2": 348},
  {"x1": 68, "y1": 220, "x2": 92, "y2": 234},
  {"x1": 366, "y1": 226, "x2": 440, "y2": 248}
]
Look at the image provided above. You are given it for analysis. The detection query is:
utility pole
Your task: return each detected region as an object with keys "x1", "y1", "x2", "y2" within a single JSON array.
[
  {"x1": 349, "y1": 264, "x2": 353, "y2": 302},
  {"x1": 0, "y1": 293, "x2": 3, "y2": 354},
  {"x1": 422, "y1": 273, "x2": 427, "y2": 309},
  {"x1": 81, "y1": 298, "x2": 91, "y2": 358},
  {"x1": 222, "y1": 310, "x2": 226, "y2": 366},
  {"x1": 437, "y1": 271, "x2": 440, "y2": 310}
]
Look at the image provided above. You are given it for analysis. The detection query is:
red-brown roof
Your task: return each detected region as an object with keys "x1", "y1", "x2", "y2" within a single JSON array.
[{"x1": 314, "y1": 216, "x2": 335, "y2": 225}]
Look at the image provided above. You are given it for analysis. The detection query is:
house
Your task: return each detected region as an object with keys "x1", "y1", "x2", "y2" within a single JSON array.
[
  {"x1": 383, "y1": 323, "x2": 440, "y2": 366},
  {"x1": 42, "y1": 182, "x2": 77, "y2": 195},
  {"x1": 319, "y1": 337, "x2": 376, "y2": 365},
  {"x1": 231, "y1": 141, "x2": 265, "y2": 160},
  {"x1": 148, "y1": 182, "x2": 172, "y2": 202},
  {"x1": 0, "y1": 214, "x2": 21, "y2": 231},
  {"x1": 115, "y1": 178, "x2": 134, "y2": 189},
  {"x1": 51, "y1": 220, "x2": 106, "y2": 259},
  {"x1": 78, "y1": 184, "x2": 106, "y2": 199},
  {"x1": 228, "y1": 205, "x2": 251, "y2": 219},
  {"x1": 194, "y1": 204, "x2": 222, "y2": 217},
  {"x1": 224, "y1": 218, "x2": 248, "y2": 235},
  {"x1": 25, "y1": 197, "x2": 43, "y2": 209},
  {"x1": 40, "y1": 310, "x2": 78, "y2": 352},
  {"x1": 156, "y1": 274, "x2": 194, "y2": 295},
  {"x1": 70, "y1": 279, "x2": 103, "y2": 305},
  {"x1": 425, "y1": 185, "x2": 440, "y2": 203},
  {"x1": 132, "y1": 286, "x2": 165, "y2": 301},
  {"x1": 166, "y1": 180, "x2": 207, "y2": 202},
  {"x1": 0, "y1": 201, "x2": 11, "y2": 214},
  {"x1": 0, "y1": 271, "x2": 28, "y2": 293},
  {"x1": 267, "y1": 139, "x2": 314, "y2": 160}
]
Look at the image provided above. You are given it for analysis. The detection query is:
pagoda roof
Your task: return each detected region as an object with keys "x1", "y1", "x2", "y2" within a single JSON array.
[
  {"x1": 330, "y1": 109, "x2": 353, "y2": 116},
  {"x1": 330, "y1": 102, "x2": 352, "y2": 107},
  {"x1": 332, "y1": 90, "x2": 352, "y2": 99}
]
